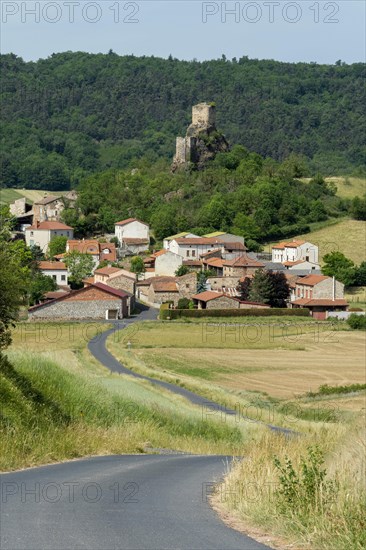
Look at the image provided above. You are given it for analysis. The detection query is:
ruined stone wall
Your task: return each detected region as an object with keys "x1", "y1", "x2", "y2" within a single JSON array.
[{"x1": 192, "y1": 103, "x2": 216, "y2": 127}]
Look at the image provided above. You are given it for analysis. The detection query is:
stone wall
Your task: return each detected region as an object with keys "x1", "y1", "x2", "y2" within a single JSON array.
[
  {"x1": 207, "y1": 276, "x2": 240, "y2": 291},
  {"x1": 107, "y1": 274, "x2": 136, "y2": 296},
  {"x1": 29, "y1": 299, "x2": 124, "y2": 320},
  {"x1": 176, "y1": 272, "x2": 197, "y2": 299},
  {"x1": 206, "y1": 296, "x2": 240, "y2": 309},
  {"x1": 192, "y1": 103, "x2": 216, "y2": 127},
  {"x1": 148, "y1": 287, "x2": 179, "y2": 305}
]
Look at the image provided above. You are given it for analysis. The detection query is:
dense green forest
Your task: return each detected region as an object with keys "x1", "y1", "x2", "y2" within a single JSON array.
[{"x1": 1, "y1": 51, "x2": 365, "y2": 189}]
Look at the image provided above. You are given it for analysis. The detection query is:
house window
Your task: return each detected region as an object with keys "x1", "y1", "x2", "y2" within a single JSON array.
[
  {"x1": 186, "y1": 250, "x2": 190, "y2": 257},
  {"x1": 192, "y1": 250, "x2": 196, "y2": 257},
  {"x1": 67, "y1": 231, "x2": 69, "y2": 236},
  {"x1": 52, "y1": 275, "x2": 57, "y2": 281},
  {"x1": 30, "y1": 231, "x2": 34, "y2": 236},
  {"x1": 30, "y1": 240, "x2": 34, "y2": 246},
  {"x1": 306, "y1": 256, "x2": 309, "y2": 261},
  {"x1": 61, "y1": 275, "x2": 66, "y2": 281}
]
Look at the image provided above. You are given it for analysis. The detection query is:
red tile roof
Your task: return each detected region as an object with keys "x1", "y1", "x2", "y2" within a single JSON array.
[
  {"x1": 200, "y1": 248, "x2": 223, "y2": 258},
  {"x1": 67, "y1": 240, "x2": 100, "y2": 254},
  {"x1": 34, "y1": 195, "x2": 61, "y2": 205},
  {"x1": 93, "y1": 282, "x2": 130, "y2": 298},
  {"x1": 39, "y1": 261, "x2": 67, "y2": 271},
  {"x1": 29, "y1": 283, "x2": 128, "y2": 311},
  {"x1": 27, "y1": 221, "x2": 73, "y2": 231},
  {"x1": 204, "y1": 257, "x2": 224, "y2": 268},
  {"x1": 272, "y1": 240, "x2": 306, "y2": 249},
  {"x1": 296, "y1": 275, "x2": 329, "y2": 287},
  {"x1": 153, "y1": 249, "x2": 168, "y2": 257},
  {"x1": 223, "y1": 255, "x2": 264, "y2": 268},
  {"x1": 183, "y1": 260, "x2": 203, "y2": 266},
  {"x1": 150, "y1": 276, "x2": 178, "y2": 292},
  {"x1": 292, "y1": 299, "x2": 348, "y2": 307},
  {"x1": 43, "y1": 290, "x2": 70, "y2": 300},
  {"x1": 191, "y1": 291, "x2": 226, "y2": 302},
  {"x1": 94, "y1": 267, "x2": 122, "y2": 276},
  {"x1": 115, "y1": 217, "x2": 148, "y2": 227}
]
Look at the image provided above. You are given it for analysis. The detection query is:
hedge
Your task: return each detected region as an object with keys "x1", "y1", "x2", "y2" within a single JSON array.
[{"x1": 159, "y1": 308, "x2": 310, "y2": 320}]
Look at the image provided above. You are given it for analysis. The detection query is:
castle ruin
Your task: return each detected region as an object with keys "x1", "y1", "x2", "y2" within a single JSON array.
[{"x1": 171, "y1": 103, "x2": 229, "y2": 172}]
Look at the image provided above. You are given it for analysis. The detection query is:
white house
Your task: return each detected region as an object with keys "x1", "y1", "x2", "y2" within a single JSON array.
[
  {"x1": 155, "y1": 250, "x2": 183, "y2": 276},
  {"x1": 114, "y1": 218, "x2": 150, "y2": 253},
  {"x1": 39, "y1": 261, "x2": 69, "y2": 286},
  {"x1": 272, "y1": 240, "x2": 319, "y2": 264},
  {"x1": 25, "y1": 221, "x2": 73, "y2": 253},
  {"x1": 168, "y1": 237, "x2": 226, "y2": 259},
  {"x1": 163, "y1": 232, "x2": 199, "y2": 250}
]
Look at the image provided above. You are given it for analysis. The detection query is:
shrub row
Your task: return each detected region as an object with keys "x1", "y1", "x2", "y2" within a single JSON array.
[{"x1": 159, "y1": 308, "x2": 310, "y2": 320}]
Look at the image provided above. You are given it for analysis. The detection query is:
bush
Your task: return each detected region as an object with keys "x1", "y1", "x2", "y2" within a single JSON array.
[
  {"x1": 177, "y1": 298, "x2": 192, "y2": 309},
  {"x1": 347, "y1": 313, "x2": 366, "y2": 330},
  {"x1": 159, "y1": 308, "x2": 310, "y2": 320}
]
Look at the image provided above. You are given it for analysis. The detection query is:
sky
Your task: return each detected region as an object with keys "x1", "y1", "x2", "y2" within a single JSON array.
[{"x1": 1, "y1": 1, "x2": 365, "y2": 64}]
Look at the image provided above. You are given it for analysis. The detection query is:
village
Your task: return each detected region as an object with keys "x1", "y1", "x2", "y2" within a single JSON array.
[{"x1": 8, "y1": 200, "x2": 349, "y2": 321}]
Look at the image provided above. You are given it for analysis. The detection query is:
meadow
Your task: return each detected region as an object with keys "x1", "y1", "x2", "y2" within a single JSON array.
[
  {"x1": 0, "y1": 188, "x2": 68, "y2": 205},
  {"x1": 108, "y1": 318, "x2": 366, "y2": 550}
]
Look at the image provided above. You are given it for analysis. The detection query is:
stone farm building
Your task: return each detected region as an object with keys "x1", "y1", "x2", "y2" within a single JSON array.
[
  {"x1": 28, "y1": 283, "x2": 129, "y2": 320},
  {"x1": 192, "y1": 291, "x2": 270, "y2": 310}
]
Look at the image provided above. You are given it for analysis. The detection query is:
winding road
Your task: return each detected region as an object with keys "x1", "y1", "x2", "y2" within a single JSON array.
[{"x1": 0, "y1": 307, "x2": 274, "y2": 550}]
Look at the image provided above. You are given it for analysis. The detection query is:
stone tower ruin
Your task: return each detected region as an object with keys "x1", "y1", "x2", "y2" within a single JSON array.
[{"x1": 171, "y1": 103, "x2": 229, "y2": 172}]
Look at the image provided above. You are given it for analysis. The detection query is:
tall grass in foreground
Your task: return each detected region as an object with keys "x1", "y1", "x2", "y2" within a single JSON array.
[
  {"x1": 215, "y1": 420, "x2": 366, "y2": 550},
  {"x1": 0, "y1": 352, "x2": 244, "y2": 471}
]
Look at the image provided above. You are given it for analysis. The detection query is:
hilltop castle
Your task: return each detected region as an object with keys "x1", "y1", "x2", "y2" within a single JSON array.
[{"x1": 171, "y1": 103, "x2": 229, "y2": 172}]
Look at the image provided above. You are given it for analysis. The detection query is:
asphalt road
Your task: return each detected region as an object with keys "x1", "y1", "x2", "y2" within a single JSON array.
[{"x1": 0, "y1": 454, "x2": 272, "y2": 550}]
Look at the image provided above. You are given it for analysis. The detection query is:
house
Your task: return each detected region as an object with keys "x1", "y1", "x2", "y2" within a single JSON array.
[
  {"x1": 272, "y1": 240, "x2": 318, "y2": 264},
  {"x1": 192, "y1": 291, "x2": 270, "y2": 310},
  {"x1": 28, "y1": 283, "x2": 129, "y2": 320},
  {"x1": 92, "y1": 266, "x2": 136, "y2": 312},
  {"x1": 192, "y1": 291, "x2": 241, "y2": 310},
  {"x1": 66, "y1": 240, "x2": 116, "y2": 267},
  {"x1": 32, "y1": 195, "x2": 65, "y2": 224},
  {"x1": 25, "y1": 221, "x2": 73, "y2": 252},
  {"x1": 114, "y1": 218, "x2": 150, "y2": 254},
  {"x1": 39, "y1": 261, "x2": 69, "y2": 286},
  {"x1": 168, "y1": 237, "x2": 226, "y2": 259},
  {"x1": 223, "y1": 255, "x2": 265, "y2": 278},
  {"x1": 163, "y1": 232, "x2": 199, "y2": 250},
  {"x1": 284, "y1": 260, "x2": 321, "y2": 271},
  {"x1": 203, "y1": 231, "x2": 246, "y2": 252},
  {"x1": 155, "y1": 250, "x2": 183, "y2": 276},
  {"x1": 137, "y1": 272, "x2": 196, "y2": 307},
  {"x1": 290, "y1": 274, "x2": 348, "y2": 319}
]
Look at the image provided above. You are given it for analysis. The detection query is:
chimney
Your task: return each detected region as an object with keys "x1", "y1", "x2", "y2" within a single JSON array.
[{"x1": 332, "y1": 276, "x2": 336, "y2": 301}]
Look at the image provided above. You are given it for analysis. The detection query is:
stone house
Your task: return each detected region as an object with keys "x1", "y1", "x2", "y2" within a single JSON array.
[
  {"x1": 39, "y1": 261, "x2": 69, "y2": 286},
  {"x1": 223, "y1": 255, "x2": 265, "y2": 278},
  {"x1": 114, "y1": 218, "x2": 150, "y2": 253},
  {"x1": 272, "y1": 240, "x2": 319, "y2": 265},
  {"x1": 137, "y1": 272, "x2": 196, "y2": 307},
  {"x1": 28, "y1": 283, "x2": 129, "y2": 320},
  {"x1": 32, "y1": 195, "x2": 65, "y2": 224},
  {"x1": 290, "y1": 274, "x2": 347, "y2": 320},
  {"x1": 284, "y1": 260, "x2": 320, "y2": 271},
  {"x1": 192, "y1": 291, "x2": 241, "y2": 310},
  {"x1": 93, "y1": 266, "x2": 136, "y2": 312},
  {"x1": 25, "y1": 221, "x2": 74, "y2": 253}
]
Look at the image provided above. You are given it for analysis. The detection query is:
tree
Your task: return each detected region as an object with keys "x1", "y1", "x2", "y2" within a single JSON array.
[
  {"x1": 350, "y1": 195, "x2": 366, "y2": 221},
  {"x1": 354, "y1": 262, "x2": 366, "y2": 286},
  {"x1": 267, "y1": 271, "x2": 290, "y2": 307},
  {"x1": 196, "y1": 272, "x2": 207, "y2": 293},
  {"x1": 175, "y1": 265, "x2": 190, "y2": 277},
  {"x1": 237, "y1": 277, "x2": 252, "y2": 301},
  {"x1": 177, "y1": 298, "x2": 193, "y2": 309},
  {"x1": 130, "y1": 256, "x2": 145, "y2": 275},
  {"x1": 29, "y1": 273, "x2": 57, "y2": 306},
  {"x1": 322, "y1": 252, "x2": 356, "y2": 286},
  {"x1": 64, "y1": 251, "x2": 94, "y2": 288},
  {"x1": 0, "y1": 208, "x2": 30, "y2": 350},
  {"x1": 48, "y1": 236, "x2": 67, "y2": 258},
  {"x1": 248, "y1": 269, "x2": 274, "y2": 304}
]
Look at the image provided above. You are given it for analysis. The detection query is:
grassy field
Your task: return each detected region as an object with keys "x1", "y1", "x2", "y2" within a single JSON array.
[
  {"x1": 1, "y1": 322, "x2": 249, "y2": 471},
  {"x1": 265, "y1": 218, "x2": 366, "y2": 264},
  {"x1": 300, "y1": 176, "x2": 365, "y2": 199},
  {"x1": 0, "y1": 188, "x2": 68, "y2": 205},
  {"x1": 107, "y1": 318, "x2": 366, "y2": 549},
  {"x1": 345, "y1": 286, "x2": 366, "y2": 311}
]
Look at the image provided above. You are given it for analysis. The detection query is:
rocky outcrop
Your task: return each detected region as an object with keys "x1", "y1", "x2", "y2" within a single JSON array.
[{"x1": 171, "y1": 103, "x2": 229, "y2": 172}]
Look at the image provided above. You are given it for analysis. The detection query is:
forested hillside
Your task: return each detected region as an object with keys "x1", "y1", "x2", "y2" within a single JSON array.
[{"x1": 1, "y1": 51, "x2": 365, "y2": 189}]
